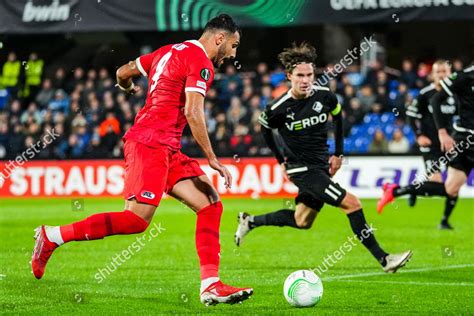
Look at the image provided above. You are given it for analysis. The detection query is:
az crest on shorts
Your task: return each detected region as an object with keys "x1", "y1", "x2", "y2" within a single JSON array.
[{"x1": 312, "y1": 101, "x2": 323, "y2": 113}]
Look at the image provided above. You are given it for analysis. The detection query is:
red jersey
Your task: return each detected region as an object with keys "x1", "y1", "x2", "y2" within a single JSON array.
[{"x1": 123, "y1": 40, "x2": 215, "y2": 150}]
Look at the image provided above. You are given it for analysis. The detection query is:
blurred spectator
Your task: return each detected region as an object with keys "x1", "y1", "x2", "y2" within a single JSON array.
[
  {"x1": 345, "y1": 98, "x2": 364, "y2": 130},
  {"x1": 48, "y1": 89, "x2": 70, "y2": 115},
  {"x1": 52, "y1": 67, "x2": 66, "y2": 90},
  {"x1": 211, "y1": 112, "x2": 231, "y2": 157},
  {"x1": 369, "y1": 129, "x2": 389, "y2": 154},
  {"x1": 392, "y1": 83, "x2": 408, "y2": 117},
  {"x1": 230, "y1": 123, "x2": 252, "y2": 157},
  {"x1": 1, "y1": 52, "x2": 21, "y2": 98},
  {"x1": 252, "y1": 62, "x2": 268, "y2": 89},
  {"x1": 358, "y1": 85, "x2": 375, "y2": 111},
  {"x1": 8, "y1": 124, "x2": 25, "y2": 158},
  {"x1": 24, "y1": 52, "x2": 44, "y2": 101},
  {"x1": 227, "y1": 96, "x2": 248, "y2": 129},
  {"x1": 20, "y1": 102, "x2": 42, "y2": 125},
  {"x1": 342, "y1": 85, "x2": 356, "y2": 108},
  {"x1": 99, "y1": 112, "x2": 121, "y2": 137},
  {"x1": 400, "y1": 58, "x2": 418, "y2": 88},
  {"x1": 65, "y1": 67, "x2": 85, "y2": 93},
  {"x1": 36, "y1": 79, "x2": 54, "y2": 108},
  {"x1": 375, "y1": 85, "x2": 390, "y2": 111},
  {"x1": 375, "y1": 70, "x2": 389, "y2": 91},
  {"x1": 248, "y1": 122, "x2": 271, "y2": 157},
  {"x1": 260, "y1": 85, "x2": 273, "y2": 107},
  {"x1": 388, "y1": 129, "x2": 410, "y2": 153}
]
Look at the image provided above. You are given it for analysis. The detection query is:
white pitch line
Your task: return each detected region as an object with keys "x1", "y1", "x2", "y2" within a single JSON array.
[
  {"x1": 323, "y1": 263, "x2": 474, "y2": 281},
  {"x1": 332, "y1": 280, "x2": 474, "y2": 287}
]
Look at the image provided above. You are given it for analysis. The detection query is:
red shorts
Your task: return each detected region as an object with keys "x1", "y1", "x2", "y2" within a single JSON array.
[{"x1": 123, "y1": 140, "x2": 205, "y2": 206}]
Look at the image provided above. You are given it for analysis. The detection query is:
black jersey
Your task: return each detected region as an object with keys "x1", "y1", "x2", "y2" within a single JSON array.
[
  {"x1": 258, "y1": 86, "x2": 340, "y2": 168},
  {"x1": 440, "y1": 66, "x2": 474, "y2": 132},
  {"x1": 406, "y1": 83, "x2": 457, "y2": 145}
]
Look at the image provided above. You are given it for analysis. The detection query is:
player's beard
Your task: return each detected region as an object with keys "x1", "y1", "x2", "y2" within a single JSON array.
[{"x1": 213, "y1": 44, "x2": 227, "y2": 68}]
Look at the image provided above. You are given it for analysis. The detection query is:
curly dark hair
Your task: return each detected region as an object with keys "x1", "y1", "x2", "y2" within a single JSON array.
[
  {"x1": 204, "y1": 14, "x2": 242, "y2": 37},
  {"x1": 278, "y1": 42, "x2": 317, "y2": 73}
]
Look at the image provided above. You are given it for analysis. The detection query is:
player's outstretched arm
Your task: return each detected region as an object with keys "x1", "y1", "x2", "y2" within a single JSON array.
[
  {"x1": 115, "y1": 61, "x2": 142, "y2": 94},
  {"x1": 185, "y1": 91, "x2": 232, "y2": 188}
]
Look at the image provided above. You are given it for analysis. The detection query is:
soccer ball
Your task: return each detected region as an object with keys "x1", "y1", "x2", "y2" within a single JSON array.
[{"x1": 283, "y1": 270, "x2": 323, "y2": 307}]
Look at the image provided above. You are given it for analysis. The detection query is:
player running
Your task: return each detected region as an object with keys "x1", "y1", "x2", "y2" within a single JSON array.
[
  {"x1": 234, "y1": 43, "x2": 412, "y2": 273},
  {"x1": 377, "y1": 60, "x2": 459, "y2": 229},
  {"x1": 378, "y1": 65, "x2": 473, "y2": 228},
  {"x1": 31, "y1": 14, "x2": 253, "y2": 305}
]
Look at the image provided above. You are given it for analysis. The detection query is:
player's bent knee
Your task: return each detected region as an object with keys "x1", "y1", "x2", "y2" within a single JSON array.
[
  {"x1": 126, "y1": 200, "x2": 157, "y2": 225},
  {"x1": 295, "y1": 217, "x2": 313, "y2": 229},
  {"x1": 445, "y1": 186, "x2": 459, "y2": 198},
  {"x1": 340, "y1": 193, "x2": 362, "y2": 213}
]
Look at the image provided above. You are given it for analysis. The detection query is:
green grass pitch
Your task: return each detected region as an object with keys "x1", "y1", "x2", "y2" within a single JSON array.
[{"x1": 1, "y1": 197, "x2": 473, "y2": 314}]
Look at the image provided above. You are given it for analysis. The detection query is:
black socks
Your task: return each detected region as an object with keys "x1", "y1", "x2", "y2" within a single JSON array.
[
  {"x1": 251, "y1": 209, "x2": 298, "y2": 228},
  {"x1": 393, "y1": 181, "x2": 446, "y2": 197},
  {"x1": 394, "y1": 182, "x2": 458, "y2": 225},
  {"x1": 347, "y1": 209, "x2": 388, "y2": 266},
  {"x1": 442, "y1": 196, "x2": 458, "y2": 224}
]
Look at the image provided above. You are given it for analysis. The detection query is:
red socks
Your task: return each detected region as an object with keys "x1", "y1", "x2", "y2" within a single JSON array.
[
  {"x1": 55, "y1": 202, "x2": 222, "y2": 283},
  {"x1": 59, "y1": 210, "x2": 149, "y2": 243},
  {"x1": 195, "y1": 201, "x2": 223, "y2": 280}
]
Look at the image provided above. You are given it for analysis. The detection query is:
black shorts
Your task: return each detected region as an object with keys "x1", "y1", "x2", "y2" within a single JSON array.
[
  {"x1": 419, "y1": 146, "x2": 446, "y2": 173},
  {"x1": 286, "y1": 165, "x2": 346, "y2": 211},
  {"x1": 449, "y1": 132, "x2": 474, "y2": 176}
]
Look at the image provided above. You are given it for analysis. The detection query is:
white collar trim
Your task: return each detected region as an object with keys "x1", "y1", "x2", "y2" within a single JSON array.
[{"x1": 185, "y1": 40, "x2": 208, "y2": 57}]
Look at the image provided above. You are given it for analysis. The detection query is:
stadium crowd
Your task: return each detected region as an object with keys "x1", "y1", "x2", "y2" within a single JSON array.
[{"x1": 0, "y1": 51, "x2": 466, "y2": 160}]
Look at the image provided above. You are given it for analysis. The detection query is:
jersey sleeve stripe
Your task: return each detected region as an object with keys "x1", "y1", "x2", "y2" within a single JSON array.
[
  {"x1": 312, "y1": 85, "x2": 330, "y2": 91},
  {"x1": 439, "y1": 80, "x2": 453, "y2": 96},
  {"x1": 443, "y1": 77, "x2": 453, "y2": 86},
  {"x1": 270, "y1": 94, "x2": 291, "y2": 110},
  {"x1": 135, "y1": 57, "x2": 147, "y2": 77},
  {"x1": 406, "y1": 110, "x2": 422, "y2": 118},
  {"x1": 258, "y1": 117, "x2": 271, "y2": 129},
  {"x1": 185, "y1": 87, "x2": 206, "y2": 96},
  {"x1": 331, "y1": 103, "x2": 342, "y2": 116},
  {"x1": 286, "y1": 166, "x2": 309, "y2": 174}
]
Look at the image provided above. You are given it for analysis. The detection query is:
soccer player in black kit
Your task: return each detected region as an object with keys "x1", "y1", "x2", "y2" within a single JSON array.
[
  {"x1": 378, "y1": 60, "x2": 459, "y2": 229},
  {"x1": 378, "y1": 64, "x2": 474, "y2": 228},
  {"x1": 234, "y1": 43, "x2": 412, "y2": 273}
]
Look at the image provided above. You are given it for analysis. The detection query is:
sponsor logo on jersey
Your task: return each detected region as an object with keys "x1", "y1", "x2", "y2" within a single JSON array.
[
  {"x1": 312, "y1": 101, "x2": 323, "y2": 113},
  {"x1": 196, "y1": 80, "x2": 207, "y2": 89},
  {"x1": 285, "y1": 113, "x2": 328, "y2": 131},
  {"x1": 200, "y1": 68, "x2": 211, "y2": 81},
  {"x1": 141, "y1": 191, "x2": 155, "y2": 199},
  {"x1": 286, "y1": 111, "x2": 295, "y2": 120}
]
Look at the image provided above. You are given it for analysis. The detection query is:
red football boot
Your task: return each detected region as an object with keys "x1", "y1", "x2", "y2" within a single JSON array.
[
  {"x1": 31, "y1": 226, "x2": 59, "y2": 279},
  {"x1": 377, "y1": 183, "x2": 398, "y2": 214},
  {"x1": 200, "y1": 280, "x2": 253, "y2": 305}
]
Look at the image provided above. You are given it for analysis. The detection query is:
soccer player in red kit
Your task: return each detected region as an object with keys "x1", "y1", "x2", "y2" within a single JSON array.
[{"x1": 31, "y1": 14, "x2": 253, "y2": 305}]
